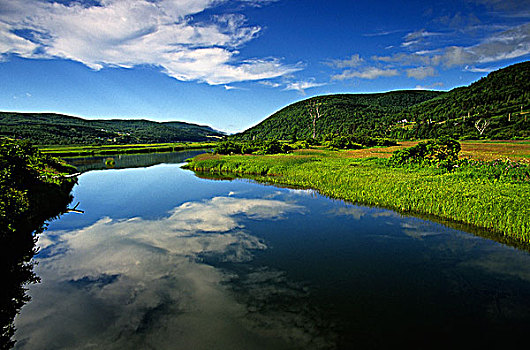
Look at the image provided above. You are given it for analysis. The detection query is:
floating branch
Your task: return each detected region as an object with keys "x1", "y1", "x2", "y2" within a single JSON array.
[
  {"x1": 53, "y1": 172, "x2": 81, "y2": 179},
  {"x1": 66, "y1": 202, "x2": 84, "y2": 214}
]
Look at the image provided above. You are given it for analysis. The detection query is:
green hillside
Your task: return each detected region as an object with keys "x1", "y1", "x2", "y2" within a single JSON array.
[
  {"x1": 233, "y1": 90, "x2": 443, "y2": 141},
  {"x1": 234, "y1": 61, "x2": 530, "y2": 141},
  {"x1": 0, "y1": 112, "x2": 225, "y2": 145},
  {"x1": 398, "y1": 61, "x2": 530, "y2": 139}
]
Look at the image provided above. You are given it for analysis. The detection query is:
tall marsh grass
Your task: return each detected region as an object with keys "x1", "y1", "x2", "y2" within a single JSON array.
[{"x1": 184, "y1": 152, "x2": 530, "y2": 243}]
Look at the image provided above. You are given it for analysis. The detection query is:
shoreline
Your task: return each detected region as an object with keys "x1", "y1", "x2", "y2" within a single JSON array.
[
  {"x1": 38, "y1": 142, "x2": 216, "y2": 157},
  {"x1": 183, "y1": 151, "x2": 530, "y2": 245}
]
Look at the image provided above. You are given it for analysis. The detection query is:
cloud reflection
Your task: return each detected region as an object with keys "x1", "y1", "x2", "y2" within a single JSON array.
[
  {"x1": 14, "y1": 196, "x2": 335, "y2": 350},
  {"x1": 328, "y1": 206, "x2": 400, "y2": 221}
]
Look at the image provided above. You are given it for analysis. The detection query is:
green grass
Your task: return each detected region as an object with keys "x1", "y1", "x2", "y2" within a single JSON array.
[
  {"x1": 39, "y1": 142, "x2": 216, "y2": 157},
  {"x1": 184, "y1": 151, "x2": 530, "y2": 244}
]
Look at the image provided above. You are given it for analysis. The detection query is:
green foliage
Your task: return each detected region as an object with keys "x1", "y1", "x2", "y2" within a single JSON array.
[
  {"x1": 323, "y1": 136, "x2": 363, "y2": 150},
  {"x1": 214, "y1": 139, "x2": 303, "y2": 155},
  {"x1": 232, "y1": 91, "x2": 442, "y2": 141},
  {"x1": 351, "y1": 135, "x2": 398, "y2": 147},
  {"x1": 0, "y1": 138, "x2": 76, "y2": 348},
  {"x1": 214, "y1": 141, "x2": 246, "y2": 154},
  {"x1": 185, "y1": 150, "x2": 530, "y2": 244},
  {"x1": 453, "y1": 158, "x2": 530, "y2": 183},
  {"x1": 0, "y1": 112, "x2": 225, "y2": 145},
  {"x1": 321, "y1": 133, "x2": 398, "y2": 150},
  {"x1": 390, "y1": 138, "x2": 461, "y2": 169},
  {"x1": 252, "y1": 140, "x2": 291, "y2": 155}
]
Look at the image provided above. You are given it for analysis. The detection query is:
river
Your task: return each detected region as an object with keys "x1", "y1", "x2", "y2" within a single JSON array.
[{"x1": 13, "y1": 151, "x2": 530, "y2": 349}]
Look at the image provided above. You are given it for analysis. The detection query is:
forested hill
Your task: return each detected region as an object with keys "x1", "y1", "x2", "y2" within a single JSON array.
[
  {"x1": 232, "y1": 90, "x2": 444, "y2": 141},
  {"x1": 233, "y1": 61, "x2": 530, "y2": 141},
  {"x1": 0, "y1": 112, "x2": 225, "y2": 145},
  {"x1": 400, "y1": 60, "x2": 530, "y2": 139}
]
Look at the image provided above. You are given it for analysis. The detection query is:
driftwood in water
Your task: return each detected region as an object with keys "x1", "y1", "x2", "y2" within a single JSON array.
[
  {"x1": 53, "y1": 172, "x2": 81, "y2": 179},
  {"x1": 66, "y1": 202, "x2": 84, "y2": 214}
]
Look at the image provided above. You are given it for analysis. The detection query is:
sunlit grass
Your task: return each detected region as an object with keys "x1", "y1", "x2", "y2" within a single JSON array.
[
  {"x1": 459, "y1": 140, "x2": 530, "y2": 162},
  {"x1": 184, "y1": 144, "x2": 530, "y2": 244},
  {"x1": 301, "y1": 140, "x2": 530, "y2": 162}
]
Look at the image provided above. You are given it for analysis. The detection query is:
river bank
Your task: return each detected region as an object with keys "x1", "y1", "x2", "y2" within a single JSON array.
[
  {"x1": 1, "y1": 139, "x2": 77, "y2": 349},
  {"x1": 183, "y1": 148, "x2": 530, "y2": 244},
  {"x1": 39, "y1": 141, "x2": 216, "y2": 157}
]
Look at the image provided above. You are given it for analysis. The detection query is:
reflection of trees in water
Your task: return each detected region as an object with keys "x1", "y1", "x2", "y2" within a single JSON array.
[
  {"x1": 1, "y1": 195, "x2": 74, "y2": 349},
  {"x1": 1, "y1": 223, "x2": 41, "y2": 349},
  {"x1": 0, "y1": 140, "x2": 76, "y2": 349},
  {"x1": 65, "y1": 150, "x2": 207, "y2": 173}
]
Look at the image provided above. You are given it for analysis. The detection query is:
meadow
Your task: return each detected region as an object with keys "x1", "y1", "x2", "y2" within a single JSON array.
[{"x1": 184, "y1": 140, "x2": 530, "y2": 244}]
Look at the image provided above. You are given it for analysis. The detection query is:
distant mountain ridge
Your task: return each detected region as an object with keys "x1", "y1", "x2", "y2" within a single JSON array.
[
  {"x1": 3, "y1": 61, "x2": 529, "y2": 144},
  {"x1": 0, "y1": 112, "x2": 225, "y2": 145},
  {"x1": 234, "y1": 61, "x2": 530, "y2": 140}
]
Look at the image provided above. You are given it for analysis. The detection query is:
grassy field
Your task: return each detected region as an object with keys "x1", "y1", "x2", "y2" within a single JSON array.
[
  {"x1": 328, "y1": 140, "x2": 530, "y2": 162},
  {"x1": 184, "y1": 140, "x2": 530, "y2": 245},
  {"x1": 460, "y1": 140, "x2": 530, "y2": 161},
  {"x1": 39, "y1": 142, "x2": 216, "y2": 157}
]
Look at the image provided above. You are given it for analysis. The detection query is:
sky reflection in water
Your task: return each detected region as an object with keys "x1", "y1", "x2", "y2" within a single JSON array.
[{"x1": 14, "y1": 161, "x2": 530, "y2": 349}]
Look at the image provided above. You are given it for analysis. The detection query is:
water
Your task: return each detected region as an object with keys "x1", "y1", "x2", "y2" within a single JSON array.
[
  {"x1": 62, "y1": 149, "x2": 207, "y2": 173},
  {"x1": 13, "y1": 151, "x2": 530, "y2": 349}
]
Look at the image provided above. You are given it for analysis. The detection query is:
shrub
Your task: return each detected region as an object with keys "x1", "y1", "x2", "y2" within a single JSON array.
[
  {"x1": 322, "y1": 134, "x2": 397, "y2": 150},
  {"x1": 390, "y1": 138, "x2": 461, "y2": 169},
  {"x1": 289, "y1": 140, "x2": 309, "y2": 150},
  {"x1": 214, "y1": 141, "x2": 243, "y2": 155},
  {"x1": 324, "y1": 136, "x2": 363, "y2": 150},
  {"x1": 215, "y1": 139, "x2": 297, "y2": 155},
  {"x1": 349, "y1": 134, "x2": 398, "y2": 147}
]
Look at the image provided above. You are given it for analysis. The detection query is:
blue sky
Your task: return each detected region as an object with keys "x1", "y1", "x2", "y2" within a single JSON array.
[{"x1": 0, "y1": 0, "x2": 529, "y2": 133}]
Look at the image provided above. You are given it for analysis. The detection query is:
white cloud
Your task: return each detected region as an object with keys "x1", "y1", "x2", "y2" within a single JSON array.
[
  {"x1": 283, "y1": 79, "x2": 325, "y2": 94},
  {"x1": 0, "y1": 21, "x2": 39, "y2": 57},
  {"x1": 372, "y1": 52, "x2": 432, "y2": 65},
  {"x1": 470, "y1": 0, "x2": 530, "y2": 13},
  {"x1": 362, "y1": 29, "x2": 404, "y2": 37},
  {"x1": 324, "y1": 54, "x2": 364, "y2": 68},
  {"x1": 359, "y1": 22, "x2": 530, "y2": 83},
  {"x1": 406, "y1": 66, "x2": 437, "y2": 79},
  {"x1": 375, "y1": 23, "x2": 530, "y2": 69},
  {"x1": 464, "y1": 65, "x2": 496, "y2": 72},
  {"x1": 401, "y1": 40, "x2": 420, "y2": 48},
  {"x1": 431, "y1": 24, "x2": 530, "y2": 67},
  {"x1": 238, "y1": 0, "x2": 280, "y2": 7},
  {"x1": 332, "y1": 67, "x2": 399, "y2": 80},
  {"x1": 223, "y1": 84, "x2": 247, "y2": 90},
  {"x1": 259, "y1": 80, "x2": 282, "y2": 88},
  {"x1": 0, "y1": 0, "x2": 299, "y2": 84},
  {"x1": 404, "y1": 29, "x2": 443, "y2": 41},
  {"x1": 413, "y1": 82, "x2": 444, "y2": 90},
  {"x1": 401, "y1": 29, "x2": 443, "y2": 48}
]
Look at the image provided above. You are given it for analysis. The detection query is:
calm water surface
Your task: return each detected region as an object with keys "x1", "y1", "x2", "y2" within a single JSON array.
[{"x1": 14, "y1": 151, "x2": 530, "y2": 349}]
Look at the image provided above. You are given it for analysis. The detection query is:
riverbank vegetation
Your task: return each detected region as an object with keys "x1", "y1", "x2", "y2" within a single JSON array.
[
  {"x1": 39, "y1": 141, "x2": 215, "y2": 157},
  {"x1": 184, "y1": 139, "x2": 530, "y2": 244},
  {"x1": 0, "y1": 138, "x2": 77, "y2": 348},
  {"x1": 214, "y1": 135, "x2": 397, "y2": 155}
]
